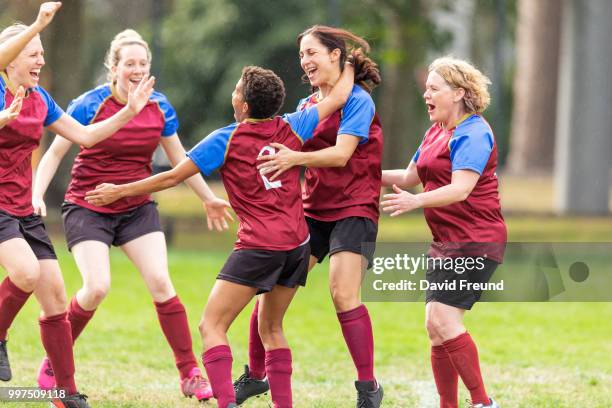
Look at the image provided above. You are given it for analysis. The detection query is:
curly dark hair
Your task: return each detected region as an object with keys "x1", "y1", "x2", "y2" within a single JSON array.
[
  {"x1": 241, "y1": 66, "x2": 286, "y2": 119},
  {"x1": 297, "y1": 25, "x2": 381, "y2": 94}
]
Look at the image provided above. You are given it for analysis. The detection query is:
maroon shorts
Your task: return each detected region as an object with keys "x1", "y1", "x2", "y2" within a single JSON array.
[
  {"x1": 218, "y1": 243, "x2": 310, "y2": 294},
  {"x1": 62, "y1": 201, "x2": 163, "y2": 250},
  {"x1": 0, "y1": 209, "x2": 57, "y2": 260}
]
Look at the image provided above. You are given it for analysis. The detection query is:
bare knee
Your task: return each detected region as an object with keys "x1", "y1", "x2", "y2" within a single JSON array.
[
  {"x1": 82, "y1": 282, "x2": 110, "y2": 307},
  {"x1": 47, "y1": 287, "x2": 67, "y2": 312},
  {"x1": 427, "y1": 314, "x2": 463, "y2": 343},
  {"x1": 425, "y1": 318, "x2": 443, "y2": 345},
  {"x1": 198, "y1": 318, "x2": 208, "y2": 339},
  {"x1": 9, "y1": 261, "x2": 40, "y2": 292},
  {"x1": 199, "y1": 317, "x2": 227, "y2": 350},
  {"x1": 330, "y1": 285, "x2": 359, "y2": 312},
  {"x1": 147, "y1": 274, "x2": 174, "y2": 301},
  {"x1": 258, "y1": 319, "x2": 283, "y2": 342}
]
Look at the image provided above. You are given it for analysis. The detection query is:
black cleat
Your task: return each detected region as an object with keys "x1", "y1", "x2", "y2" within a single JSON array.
[
  {"x1": 355, "y1": 380, "x2": 383, "y2": 408},
  {"x1": 0, "y1": 340, "x2": 11, "y2": 381},
  {"x1": 233, "y1": 365, "x2": 269, "y2": 405},
  {"x1": 50, "y1": 392, "x2": 91, "y2": 408}
]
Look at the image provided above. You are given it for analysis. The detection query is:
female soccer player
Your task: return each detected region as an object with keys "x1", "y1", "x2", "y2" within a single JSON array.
[
  {"x1": 0, "y1": 6, "x2": 154, "y2": 408},
  {"x1": 32, "y1": 29, "x2": 231, "y2": 402},
  {"x1": 84, "y1": 64, "x2": 354, "y2": 408},
  {"x1": 381, "y1": 57, "x2": 506, "y2": 408},
  {"x1": 240, "y1": 25, "x2": 384, "y2": 408}
]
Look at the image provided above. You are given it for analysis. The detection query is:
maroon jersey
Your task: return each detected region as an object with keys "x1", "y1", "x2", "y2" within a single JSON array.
[
  {"x1": 187, "y1": 108, "x2": 319, "y2": 251},
  {"x1": 0, "y1": 73, "x2": 64, "y2": 216},
  {"x1": 299, "y1": 85, "x2": 383, "y2": 224},
  {"x1": 412, "y1": 114, "x2": 507, "y2": 262},
  {"x1": 64, "y1": 84, "x2": 178, "y2": 213}
]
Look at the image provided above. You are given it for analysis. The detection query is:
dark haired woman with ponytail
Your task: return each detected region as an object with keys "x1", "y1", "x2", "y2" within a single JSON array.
[{"x1": 234, "y1": 25, "x2": 384, "y2": 408}]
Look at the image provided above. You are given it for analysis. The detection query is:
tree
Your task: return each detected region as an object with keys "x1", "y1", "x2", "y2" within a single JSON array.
[
  {"x1": 161, "y1": 0, "x2": 327, "y2": 146},
  {"x1": 506, "y1": 0, "x2": 561, "y2": 175}
]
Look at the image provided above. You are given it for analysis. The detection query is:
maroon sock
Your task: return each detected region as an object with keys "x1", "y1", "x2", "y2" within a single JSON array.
[
  {"x1": 154, "y1": 296, "x2": 198, "y2": 380},
  {"x1": 0, "y1": 277, "x2": 32, "y2": 340},
  {"x1": 67, "y1": 296, "x2": 95, "y2": 344},
  {"x1": 265, "y1": 348, "x2": 292, "y2": 408},
  {"x1": 431, "y1": 345, "x2": 459, "y2": 408},
  {"x1": 203, "y1": 345, "x2": 235, "y2": 407},
  {"x1": 248, "y1": 299, "x2": 266, "y2": 379},
  {"x1": 39, "y1": 313, "x2": 77, "y2": 395},
  {"x1": 337, "y1": 304, "x2": 375, "y2": 381},
  {"x1": 442, "y1": 332, "x2": 489, "y2": 405}
]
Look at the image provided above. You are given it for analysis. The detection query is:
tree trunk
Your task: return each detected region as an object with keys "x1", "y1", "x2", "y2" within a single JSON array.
[
  {"x1": 378, "y1": 1, "x2": 430, "y2": 171},
  {"x1": 506, "y1": 0, "x2": 561, "y2": 175}
]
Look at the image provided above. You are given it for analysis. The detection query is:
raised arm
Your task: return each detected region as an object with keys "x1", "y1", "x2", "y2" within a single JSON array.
[
  {"x1": 160, "y1": 134, "x2": 233, "y2": 231},
  {"x1": 32, "y1": 136, "x2": 73, "y2": 216},
  {"x1": 46, "y1": 76, "x2": 155, "y2": 148},
  {"x1": 258, "y1": 74, "x2": 373, "y2": 180},
  {"x1": 382, "y1": 161, "x2": 421, "y2": 189},
  {"x1": 0, "y1": 2, "x2": 61, "y2": 69},
  {"x1": 314, "y1": 63, "x2": 354, "y2": 121},
  {"x1": 84, "y1": 157, "x2": 201, "y2": 207}
]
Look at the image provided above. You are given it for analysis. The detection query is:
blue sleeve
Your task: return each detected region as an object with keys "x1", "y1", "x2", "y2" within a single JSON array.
[
  {"x1": 411, "y1": 134, "x2": 427, "y2": 163},
  {"x1": 152, "y1": 92, "x2": 179, "y2": 136},
  {"x1": 449, "y1": 125, "x2": 494, "y2": 175},
  {"x1": 37, "y1": 86, "x2": 64, "y2": 126},
  {"x1": 338, "y1": 88, "x2": 375, "y2": 143},
  {"x1": 282, "y1": 106, "x2": 319, "y2": 143},
  {"x1": 66, "y1": 97, "x2": 95, "y2": 125},
  {"x1": 0, "y1": 79, "x2": 5, "y2": 111},
  {"x1": 186, "y1": 123, "x2": 237, "y2": 176},
  {"x1": 66, "y1": 86, "x2": 111, "y2": 125},
  {"x1": 296, "y1": 97, "x2": 309, "y2": 111},
  {"x1": 411, "y1": 147, "x2": 421, "y2": 164}
]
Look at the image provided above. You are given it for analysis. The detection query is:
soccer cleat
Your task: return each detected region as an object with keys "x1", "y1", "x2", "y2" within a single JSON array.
[
  {"x1": 0, "y1": 340, "x2": 11, "y2": 381},
  {"x1": 37, "y1": 357, "x2": 56, "y2": 390},
  {"x1": 470, "y1": 397, "x2": 500, "y2": 408},
  {"x1": 355, "y1": 380, "x2": 383, "y2": 408},
  {"x1": 226, "y1": 404, "x2": 238, "y2": 408},
  {"x1": 50, "y1": 393, "x2": 90, "y2": 408},
  {"x1": 180, "y1": 367, "x2": 213, "y2": 401},
  {"x1": 233, "y1": 364, "x2": 269, "y2": 404}
]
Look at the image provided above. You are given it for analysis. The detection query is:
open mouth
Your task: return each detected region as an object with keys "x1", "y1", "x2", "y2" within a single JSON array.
[
  {"x1": 29, "y1": 71, "x2": 40, "y2": 82},
  {"x1": 426, "y1": 103, "x2": 436, "y2": 113},
  {"x1": 129, "y1": 78, "x2": 143, "y2": 86},
  {"x1": 305, "y1": 67, "x2": 317, "y2": 80}
]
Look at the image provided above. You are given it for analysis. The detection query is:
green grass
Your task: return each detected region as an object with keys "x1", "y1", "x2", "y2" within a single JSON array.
[{"x1": 3, "y1": 211, "x2": 612, "y2": 407}]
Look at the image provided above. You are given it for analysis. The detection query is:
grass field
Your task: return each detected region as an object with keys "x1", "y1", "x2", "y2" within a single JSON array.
[{"x1": 3, "y1": 182, "x2": 612, "y2": 407}]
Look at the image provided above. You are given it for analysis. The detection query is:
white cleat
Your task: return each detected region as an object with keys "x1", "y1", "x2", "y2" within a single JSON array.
[{"x1": 470, "y1": 397, "x2": 500, "y2": 408}]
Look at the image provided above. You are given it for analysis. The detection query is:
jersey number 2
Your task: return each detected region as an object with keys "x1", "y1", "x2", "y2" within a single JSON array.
[{"x1": 258, "y1": 146, "x2": 282, "y2": 190}]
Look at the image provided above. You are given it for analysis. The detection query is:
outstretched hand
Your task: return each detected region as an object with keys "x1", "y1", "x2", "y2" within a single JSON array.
[
  {"x1": 0, "y1": 87, "x2": 25, "y2": 128},
  {"x1": 256, "y1": 143, "x2": 300, "y2": 181},
  {"x1": 85, "y1": 183, "x2": 122, "y2": 207},
  {"x1": 35, "y1": 2, "x2": 62, "y2": 29},
  {"x1": 381, "y1": 184, "x2": 423, "y2": 217},
  {"x1": 126, "y1": 75, "x2": 155, "y2": 115},
  {"x1": 204, "y1": 197, "x2": 234, "y2": 232}
]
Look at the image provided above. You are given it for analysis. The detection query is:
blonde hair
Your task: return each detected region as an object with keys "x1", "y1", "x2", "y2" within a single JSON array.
[
  {"x1": 104, "y1": 29, "x2": 151, "y2": 82},
  {"x1": 0, "y1": 23, "x2": 29, "y2": 45},
  {"x1": 429, "y1": 56, "x2": 491, "y2": 113}
]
